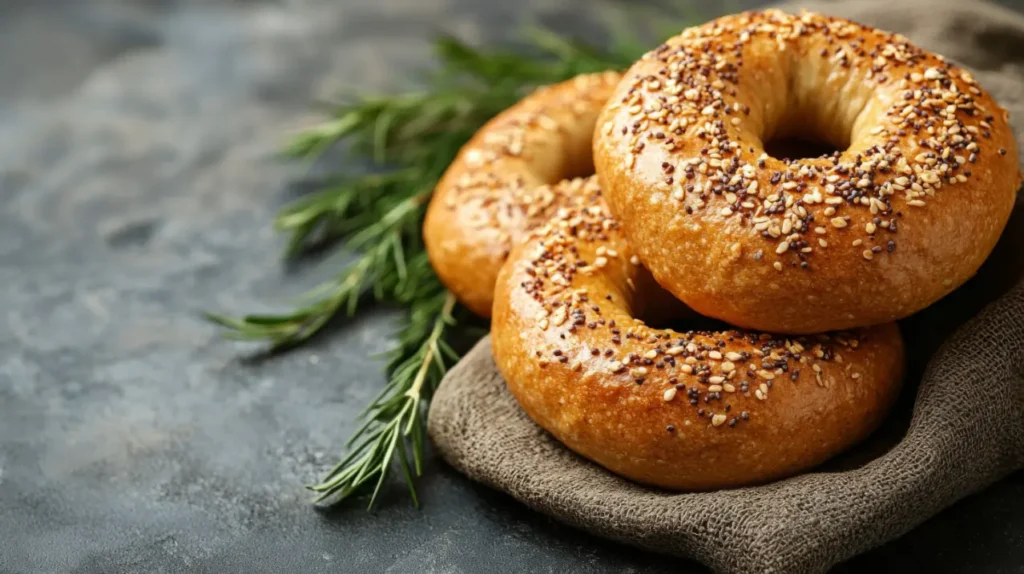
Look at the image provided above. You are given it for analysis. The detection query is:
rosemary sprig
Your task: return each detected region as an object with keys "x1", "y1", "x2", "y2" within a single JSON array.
[
  {"x1": 309, "y1": 290, "x2": 457, "y2": 505},
  {"x1": 208, "y1": 11, "x2": 693, "y2": 509}
]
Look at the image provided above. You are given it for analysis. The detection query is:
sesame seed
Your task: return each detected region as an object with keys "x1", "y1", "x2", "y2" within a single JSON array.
[
  {"x1": 551, "y1": 307, "x2": 567, "y2": 326},
  {"x1": 663, "y1": 387, "x2": 678, "y2": 402},
  {"x1": 712, "y1": 414, "x2": 727, "y2": 427}
]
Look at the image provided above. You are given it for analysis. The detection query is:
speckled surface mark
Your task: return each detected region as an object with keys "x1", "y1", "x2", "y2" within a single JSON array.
[{"x1": 0, "y1": 1, "x2": 1022, "y2": 573}]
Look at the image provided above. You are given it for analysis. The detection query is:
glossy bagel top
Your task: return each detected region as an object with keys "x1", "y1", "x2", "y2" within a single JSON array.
[
  {"x1": 491, "y1": 176, "x2": 904, "y2": 490},
  {"x1": 594, "y1": 10, "x2": 1021, "y2": 333}
]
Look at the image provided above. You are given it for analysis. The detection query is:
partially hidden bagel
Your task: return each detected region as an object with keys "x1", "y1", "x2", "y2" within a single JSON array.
[
  {"x1": 491, "y1": 175, "x2": 904, "y2": 491},
  {"x1": 425, "y1": 72, "x2": 621, "y2": 317},
  {"x1": 593, "y1": 10, "x2": 1021, "y2": 333}
]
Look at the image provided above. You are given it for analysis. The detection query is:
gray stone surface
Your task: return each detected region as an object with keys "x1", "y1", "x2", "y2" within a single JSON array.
[{"x1": 0, "y1": 1, "x2": 1022, "y2": 573}]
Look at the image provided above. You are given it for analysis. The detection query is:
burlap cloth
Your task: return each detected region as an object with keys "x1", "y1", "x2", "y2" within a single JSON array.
[{"x1": 427, "y1": 0, "x2": 1024, "y2": 571}]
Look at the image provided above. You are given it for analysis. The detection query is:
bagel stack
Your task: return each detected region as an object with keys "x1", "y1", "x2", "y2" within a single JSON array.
[{"x1": 425, "y1": 10, "x2": 1021, "y2": 491}]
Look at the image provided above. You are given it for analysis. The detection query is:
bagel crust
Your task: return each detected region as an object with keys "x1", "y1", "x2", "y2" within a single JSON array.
[
  {"x1": 425, "y1": 72, "x2": 621, "y2": 317},
  {"x1": 594, "y1": 10, "x2": 1021, "y2": 333},
  {"x1": 492, "y1": 176, "x2": 904, "y2": 491}
]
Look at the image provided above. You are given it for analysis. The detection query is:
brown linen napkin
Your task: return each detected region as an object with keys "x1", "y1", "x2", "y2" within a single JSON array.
[{"x1": 427, "y1": 0, "x2": 1024, "y2": 572}]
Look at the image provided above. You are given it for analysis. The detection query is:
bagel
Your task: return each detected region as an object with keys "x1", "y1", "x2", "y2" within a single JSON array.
[
  {"x1": 491, "y1": 175, "x2": 904, "y2": 491},
  {"x1": 593, "y1": 10, "x2": 1021, "y2": 333},
  {"x1": 425, "y1": 72, "x2": 621, "y2": 317}
]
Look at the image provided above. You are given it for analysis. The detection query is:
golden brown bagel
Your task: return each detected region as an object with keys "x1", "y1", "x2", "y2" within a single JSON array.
[
  {"x1": 594, "y1": 10, "x2": 1021, "y2": 334},
  {"x1": 492, "y1": 175, "x2": 904, "y2": 491},
  {"x1": 425, "y1": 72, "x2": 621, "y2": 317}
]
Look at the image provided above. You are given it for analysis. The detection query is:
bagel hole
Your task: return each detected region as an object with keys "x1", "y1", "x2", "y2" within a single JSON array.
[
  {"x1": 762, "y1": 136, "x2": 841, "y2": 161},
  {"x1": 563, "y1": 155, "x2": 596, "y2": 181}
]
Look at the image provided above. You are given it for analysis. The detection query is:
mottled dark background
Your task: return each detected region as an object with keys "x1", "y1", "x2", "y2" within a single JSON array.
[{"x1": 1, "y1": 1, "x2": 1023, "y2": 573}]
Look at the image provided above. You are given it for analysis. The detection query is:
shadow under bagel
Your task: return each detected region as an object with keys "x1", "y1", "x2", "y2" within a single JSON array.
[{"x1": 814, "y1": 190, "x2": 1024, "y2": 472}]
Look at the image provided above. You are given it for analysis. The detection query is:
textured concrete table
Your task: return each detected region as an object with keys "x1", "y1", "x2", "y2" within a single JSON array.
[{"x1": 1, "y1": 1, "x2": 1022, "y2": 572}]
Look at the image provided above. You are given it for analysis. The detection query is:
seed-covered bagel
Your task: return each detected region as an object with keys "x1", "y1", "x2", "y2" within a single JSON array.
[
  {"x1": 425, "y1": 72, "x2": 621, "y2": 317},
  {"x1": 594, "y1": 10, "x2": 1021, "y2": 333},
  {"x1": 492, "y1": 175, "x2": 904, "y2": 491}
]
